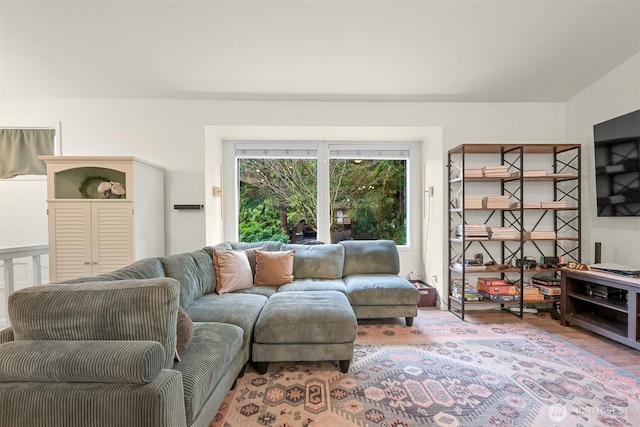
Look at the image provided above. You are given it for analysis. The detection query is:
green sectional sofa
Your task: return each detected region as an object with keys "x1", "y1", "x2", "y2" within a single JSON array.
[{"x1": 0, "y1": 240, "x2": 419, "y2": 427}]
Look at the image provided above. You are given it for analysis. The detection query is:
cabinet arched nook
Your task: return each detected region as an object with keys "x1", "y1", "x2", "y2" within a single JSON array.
[{"x1": 40, "y1": 156, "x2": 165, "y2": 282}]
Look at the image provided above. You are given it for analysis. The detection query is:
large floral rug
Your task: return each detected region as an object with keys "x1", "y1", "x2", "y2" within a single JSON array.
[{"x1": 210, "y1": 320, "x2": 640, "y2": 426}]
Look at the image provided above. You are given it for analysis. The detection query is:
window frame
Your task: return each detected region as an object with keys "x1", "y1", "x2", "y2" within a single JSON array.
[{"x1": 230, "y1": 140, "x2": 412, "y2": 246}]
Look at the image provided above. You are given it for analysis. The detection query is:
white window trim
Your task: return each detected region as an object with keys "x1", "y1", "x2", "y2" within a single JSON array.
[{"x1": 230, "y1": 140, "x2": 413, "y2": 246}]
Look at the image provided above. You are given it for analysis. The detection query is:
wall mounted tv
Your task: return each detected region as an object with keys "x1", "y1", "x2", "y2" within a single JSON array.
[{"x1": 593, "y1": 109, "x2": 640, "y2": 217}]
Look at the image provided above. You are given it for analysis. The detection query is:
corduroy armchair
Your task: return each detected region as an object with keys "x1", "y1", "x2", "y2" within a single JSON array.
[{"x1": 0, "y1": 278, "x2": 188, "y2": 427}]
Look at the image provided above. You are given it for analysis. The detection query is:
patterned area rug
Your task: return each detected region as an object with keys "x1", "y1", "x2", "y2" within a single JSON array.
[{"x1": 210, "y1": 320, "x2": 640, "y2": 427}]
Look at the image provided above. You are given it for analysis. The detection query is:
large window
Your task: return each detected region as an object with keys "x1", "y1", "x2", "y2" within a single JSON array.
[{"x1": 236, "y1": 142, "x2": 409, "y2": 245}]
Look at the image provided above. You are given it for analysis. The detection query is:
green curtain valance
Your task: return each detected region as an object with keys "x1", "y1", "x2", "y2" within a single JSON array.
[{"x1": 0, "y1": 129, "x2": 55, "y2": 179}]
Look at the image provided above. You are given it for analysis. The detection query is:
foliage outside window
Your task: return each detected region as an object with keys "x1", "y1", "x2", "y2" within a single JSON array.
[{"x1": 239, "y1": 158, "x2": 317, "y2": 243}]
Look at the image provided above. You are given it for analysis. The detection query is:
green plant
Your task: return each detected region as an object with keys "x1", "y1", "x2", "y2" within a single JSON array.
[{"x1": 78, "y1": 175, "x2": 111, "y2": 199}]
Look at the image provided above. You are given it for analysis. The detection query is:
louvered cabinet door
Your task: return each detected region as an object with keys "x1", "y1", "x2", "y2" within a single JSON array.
[
  {"x1": 48, "y1": 202, "x2": 93, "y2": 282},
  {"x1": 90, "y1": 202, "x2": 133, "y2": 275}
]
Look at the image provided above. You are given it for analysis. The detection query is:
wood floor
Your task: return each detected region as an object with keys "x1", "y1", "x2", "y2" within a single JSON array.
[{"x1": 396, "y1": 307, "x2": 640, "y2": 377}]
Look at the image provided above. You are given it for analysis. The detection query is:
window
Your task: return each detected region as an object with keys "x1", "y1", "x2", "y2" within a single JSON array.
[{"x1": 235, "y1": 141, "x2": 410, "y2": 245}]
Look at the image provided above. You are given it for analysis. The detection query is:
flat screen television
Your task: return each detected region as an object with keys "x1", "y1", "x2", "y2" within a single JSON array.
[{"x1": 593, "y1": 109, "x2": 640, "y2": 217}]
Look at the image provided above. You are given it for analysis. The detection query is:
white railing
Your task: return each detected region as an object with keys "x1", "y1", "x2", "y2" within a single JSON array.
[{"x1": 0, "y1": 244, "x2": 48, "y2": 327}]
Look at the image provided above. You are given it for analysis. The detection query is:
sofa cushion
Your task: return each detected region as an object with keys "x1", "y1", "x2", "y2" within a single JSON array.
[
  {"x1": 277, "y1": 278, "x2": 348, "y2": 295},
  {"x1": 8, "y1": 278, "x2": 181, "y2": 369},
  {"x1": 172, "y1": 322, "x2": 243, "y2": 425},
  {"x1": 339, "y1": 240, "x2": 400, "y2": 276},
  {"x1": 282, "y1": 243, "x2": 344, "y2": 279},
  {"x1": 59, "y1": 257, "x2": 165, "y2": 284},
  {"x1": 185, "y1": 293, "x2": 267, "y2": 360},
  {"x1": 0, "y1": 340, "x2": 165, "y2": 384},
  {"x1": 230, "y1": 241, "x2": 284, "y2": 252},
  {"x1": 212, "y1": 249, "x2": 254, "y2": 294},
  {"x1": 254, "y1": 292, "x2": 356, "y2": 344},
  {"x1": 344, "y1": 274, "x2": 420, "y2": 306},
  {"x1": 254, "y1": 250, "x2": 295, "y2": 286},
  {"x1": 202, "y1": 242, "x2": 233, "y2": 259},
  {"x1": 232, "y1": 286, "x2": 279, "y2": 297},
  {"x1": 159, "y1": 249, "x2": 216, "y2": 308}
]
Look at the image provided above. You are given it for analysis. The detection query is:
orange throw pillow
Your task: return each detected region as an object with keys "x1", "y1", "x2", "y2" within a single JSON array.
[{"x1": 254, "y1": 250, "x2": 295, "y2": 286}]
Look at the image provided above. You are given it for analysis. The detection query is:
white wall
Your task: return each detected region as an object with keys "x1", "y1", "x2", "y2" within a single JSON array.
[
  {"x1": 565, "y1": 53, "x2": 640, "y2": 266},
  {"x1": 0, "y1": 98, "x2": 565, "y2": 301}
]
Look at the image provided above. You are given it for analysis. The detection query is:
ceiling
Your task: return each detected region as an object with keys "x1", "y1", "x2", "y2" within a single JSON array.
[{"x1": 1, "y1": 0, "x2": 638, "y2": 102}]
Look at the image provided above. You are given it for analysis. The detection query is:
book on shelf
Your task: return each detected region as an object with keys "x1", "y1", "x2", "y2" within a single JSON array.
[
  {"x1": 451, "y1": 292, "x2": 484, "y2": 301},
  {"x1": 482, "y1": 165, "x2": 511, "y2": 177},
  {"x1": 532, "y1": 283, "x2": 561, "y2": 296},
  {"x1": 463, "y1": 195, "x2": 483, "y2": 209},
  {"x1": 540, "y1": 201, "x2": 567, "y2": 209},
  {"x1": 531, "y1": 277, "x2": 561, "y2": 286},
  {"x1": 479, "y1": 292, "x2": 520, "y2": 302},
  {"x1": 456, "y1": 224, "x2": 489, "y2": 238},
  {"x1": 487, "y1": 226, "x2": 520, "y2": 240},
  {"x1": 477, "y1": 283, "x2": 517, "y2": 295},
  {"x1": 464, "y1": 169, "x2": 484, "y2": 178},
  {"x1": 451, "y1": 283, "x2": 479, "y2": 294},
  {"x1": 521, "y1": 286, "x2": 544, "y2": 302},
  {"x1": 531, "y1": 273, "x2": 560, "y2": 284},
  {"x1": 482, "y1": 195, "x2": 510, "y2": 209},
  {"x1": 451, "y1": 263, "x2": 487, "y2": 272},
  {"x1": 476, "y1": 277, "x2": 508, "y2": 286}
]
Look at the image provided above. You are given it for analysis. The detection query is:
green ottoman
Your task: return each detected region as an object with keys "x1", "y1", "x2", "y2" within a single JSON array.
[{"x1": 252, "y1": 291, "x2": 357, "y2": 374}]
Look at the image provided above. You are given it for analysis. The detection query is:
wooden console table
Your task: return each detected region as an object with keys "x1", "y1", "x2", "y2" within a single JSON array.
[{"x1": 561, "y1": 269, "x2": 640, "y2": 350}]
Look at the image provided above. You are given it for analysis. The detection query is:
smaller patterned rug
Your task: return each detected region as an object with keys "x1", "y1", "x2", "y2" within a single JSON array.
[{"x1": 210, "y1": 321, "x2": 640, "y2": 427}]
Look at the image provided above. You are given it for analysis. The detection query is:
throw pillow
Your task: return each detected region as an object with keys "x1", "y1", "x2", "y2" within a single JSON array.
[
  {"x1": 175, "y1": 306, "x2": 194, "y2": 362},
  {"x1": 254, "y1": 250, "x2": 295, "y2": 286},
  {"x1": 243, "y1": 245, "x2": 267, "y2": 277},
  {"x1": 213, "y1": 249, "x2": 254, "y2": 294}
]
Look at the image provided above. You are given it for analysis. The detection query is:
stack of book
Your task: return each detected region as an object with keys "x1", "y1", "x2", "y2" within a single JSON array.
[
  {"x1": 476, "y1": 277, "x2": 520, "y2": 302},
  {"x1": 540, "y1": 200, "x2": 567, "y2": 209},
  {"x1": 456, "y1": 224, "x2": 489, "y2": 239},
  {"x1": 531, "y1": 274, "x2": 561, "y2": 296},
  {"x1": 482, "y1": 165, "x2": 510, "y2": 177},
  {"x1": 511, "y1": 201, "x2": 542, "y2": 209},
  {"x1": 483, "y1": 195, "x2": 510, "y2": 209},
  {"x1": 464, "y1": 195, "x2": 483, "y2": 209},
  {"x1": 524, "y1": 231, "x2": 556, "y2": 239},
  {"x1": 451, "y1": 279, "x2": 483, "y2": 301},
  {"x1": 464, "y1": 169, "x2": 484, "y2": 178},
  {"x1": 521, "y1": 285, "x2": 545, "y2": 302},
  {"x1": 488, "y1": 226, "x2": 520, "y2": 240}
]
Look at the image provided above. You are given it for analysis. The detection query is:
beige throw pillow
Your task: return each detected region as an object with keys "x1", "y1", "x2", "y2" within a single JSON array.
[
  {"x1": 254, "y1": 250, "x2": 295, "y2": 286},
  {"x1": 213, "y1": 249, "x2": 254, "y2": 294}
]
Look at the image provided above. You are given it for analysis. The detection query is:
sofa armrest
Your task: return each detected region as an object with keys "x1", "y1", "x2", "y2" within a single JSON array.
[
  {"x1": 0, "y1": 327, "x2": 13, "y2": 344},
  {"x1": 0, "y1": 340, "x2": 165, "y2": 384}
]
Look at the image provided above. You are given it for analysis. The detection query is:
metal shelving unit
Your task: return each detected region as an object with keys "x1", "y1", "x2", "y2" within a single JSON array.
[{"x1": 447, "y1": 144, "x2": 581, "y2": 320}]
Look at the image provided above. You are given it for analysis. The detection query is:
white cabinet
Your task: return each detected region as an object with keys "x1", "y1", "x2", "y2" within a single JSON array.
[{"x1": 40, "y1": 156, "x2": 165, "y2": 283}]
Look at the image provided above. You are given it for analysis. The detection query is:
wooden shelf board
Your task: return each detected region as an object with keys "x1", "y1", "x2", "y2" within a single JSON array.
[{"x1": 567, "y1": 292, "x2": 628, "y2": 313}]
